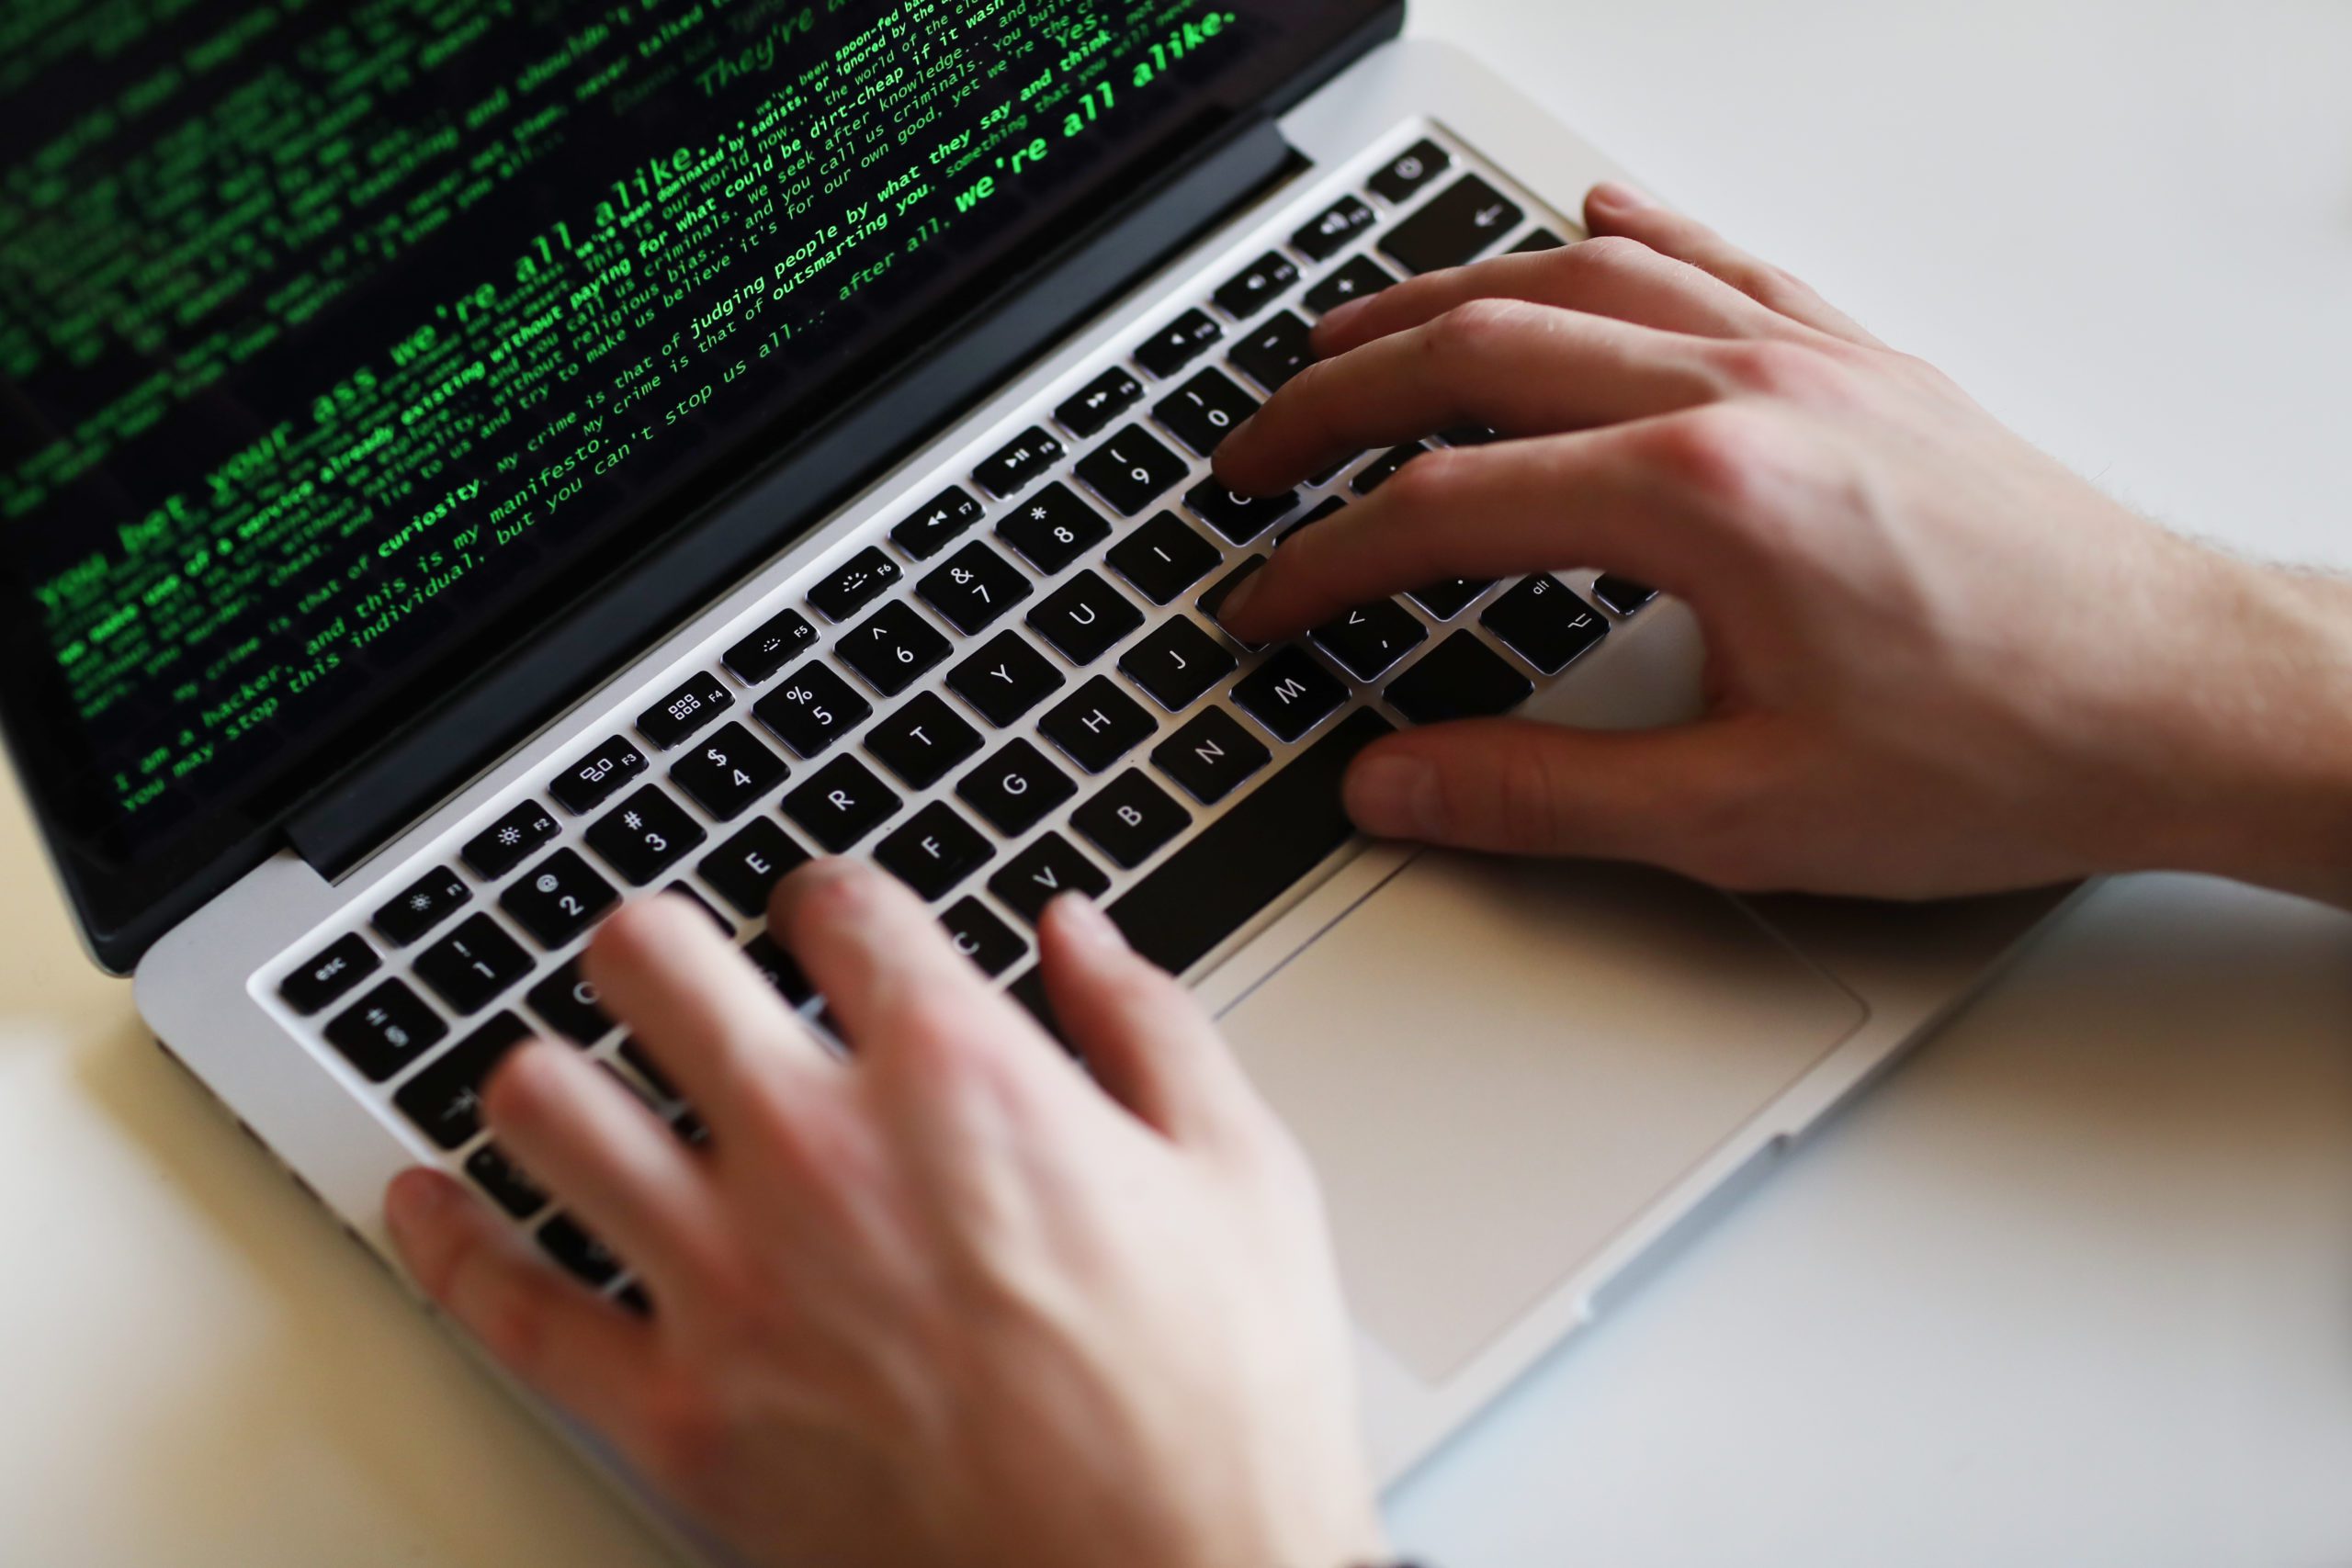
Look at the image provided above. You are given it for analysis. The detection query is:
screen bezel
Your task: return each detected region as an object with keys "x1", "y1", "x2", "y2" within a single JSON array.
[{"x1": 0, "y1": 0, "x2": 1406, "y2": 972}]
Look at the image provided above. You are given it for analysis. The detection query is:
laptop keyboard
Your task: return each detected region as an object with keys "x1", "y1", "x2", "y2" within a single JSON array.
[{"x1": 259, "y1": 126, "x2": 1657, "y2": 1298}]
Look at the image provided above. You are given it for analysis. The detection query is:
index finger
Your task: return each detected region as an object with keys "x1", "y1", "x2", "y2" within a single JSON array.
[{"x1": 1216, "y1": 423, "x2": 1724, "y2": 644}]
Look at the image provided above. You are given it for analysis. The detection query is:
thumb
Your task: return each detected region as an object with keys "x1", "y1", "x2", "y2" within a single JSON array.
[{"x1": 1342, "y1": 716, "x2": 1793, "y2": 877}]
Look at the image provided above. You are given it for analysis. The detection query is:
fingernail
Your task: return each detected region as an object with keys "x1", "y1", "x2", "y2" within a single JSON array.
[
  {"x1": 1052, "y1": 893, "x2": 1128, "y2": 953},
  {"x1": 1345, "y1": 754, "x2": 1441, "y2": 838},
  {"x1": 385, "y1": 1168, "x2": 458, "y2": 1236},
  {"x1": 1589, "y1": 180, "x2": 1653, "y2": 214}
]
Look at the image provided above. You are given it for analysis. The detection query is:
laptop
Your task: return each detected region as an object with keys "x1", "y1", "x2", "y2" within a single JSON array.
[{"x1": 0, "y1": 0, "x2": 2071, "y2": 1547}]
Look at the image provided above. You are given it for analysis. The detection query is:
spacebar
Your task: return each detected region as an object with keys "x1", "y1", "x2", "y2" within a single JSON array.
[{"x1": 1108, "y1": 706, "x2": 1396, "y2": 976}]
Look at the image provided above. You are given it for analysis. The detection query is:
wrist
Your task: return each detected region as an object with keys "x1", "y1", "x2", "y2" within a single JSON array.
[{"x1": 2111, "y1": 558, "x2": 2352, "y2": 903}]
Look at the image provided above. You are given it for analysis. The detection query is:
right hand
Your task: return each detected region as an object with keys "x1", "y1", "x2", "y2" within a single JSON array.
[{"x1": 1213, "y1": 183, "x2": 2352, "y2": 906}]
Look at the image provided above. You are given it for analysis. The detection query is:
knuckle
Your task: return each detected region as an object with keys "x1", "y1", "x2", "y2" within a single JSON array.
[
  {"x1": 1427, "y1": 297, "x2": 1531, "y2": 371},
  {"x1": 1645, "y1": 406, "x2": 1781, "y2": 512},
  {"x1": 1561, "y1": 232, "x2": 1653, "y2": 276},
  {"x1": 1381, "y1": 444, "x2": 1469, "y2": 513},
  {"x1": 1489, "y1": 740, "x2": 1574, "y2": 849},
  {"x1": 1717, "y1": 339, "x2": 1830, "y2": 400}
]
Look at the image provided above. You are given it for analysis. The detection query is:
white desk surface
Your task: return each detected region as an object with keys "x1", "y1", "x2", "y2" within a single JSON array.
[{"x1": 5, "y1": 4, "x2": 2348, "y2": 1563}]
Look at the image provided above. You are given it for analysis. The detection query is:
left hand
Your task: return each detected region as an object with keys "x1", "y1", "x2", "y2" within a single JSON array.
[{"x1": 383, "y1": 863, "x2": 1385, "y2": 1568}]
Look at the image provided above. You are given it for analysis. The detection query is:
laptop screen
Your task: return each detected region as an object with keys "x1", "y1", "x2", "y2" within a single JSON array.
[{"x1": 0, "y1": 0, "x2": 1383, "y2": 946}]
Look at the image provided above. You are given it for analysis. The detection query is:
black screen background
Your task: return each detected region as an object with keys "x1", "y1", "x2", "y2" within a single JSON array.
[{"x1": 0, "y1": 0, "x2": 1388, "y2": 952}]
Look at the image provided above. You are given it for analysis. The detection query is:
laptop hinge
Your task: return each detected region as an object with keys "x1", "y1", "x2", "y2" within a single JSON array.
[{"x1": 284, "y1": 113, "x2": 1306, "y2": 883}]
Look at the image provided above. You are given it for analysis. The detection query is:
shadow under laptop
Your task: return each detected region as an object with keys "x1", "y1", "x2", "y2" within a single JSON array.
[{"x1": 48, "y1": 1014, "x2": 679, "y2": 1567}]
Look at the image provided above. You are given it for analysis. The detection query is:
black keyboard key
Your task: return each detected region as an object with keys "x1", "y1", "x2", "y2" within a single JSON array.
[
  {"x1": 1385, "y1": 630, "x2": 1534, "y2": 724},
  {"x1": 1368, "y1": 137, "x2": 1453, "y2": 205},
  {"x1": 526, "y1": 956, "x2": 614, "y2": 1046},
  {"x1": 1480, "y1": 575, "x2": 1610, "y2": 674},
  {"x1": 741, "y1": 932, "x2": 817, "y2": 1006},
  {"x1": 699, "y1": 818, "x2": 810, "y2": 917},
  {"x1": 1408, "y1": 577, "x2": 1494, "y2": 621},
  {"x1": 1038, "y1": 676, "x2": 1158, "y2": 773},
  {"x1": 1293, "y1": 195, "x2": 1377, "y2": 262},
  {"x1": 1229, "y1": 310, "x2": 1316, "y2": 393},
  {"x1": 864, "y1": 691, "x2": 983, "y2": 788},
  {"x1": 941, "y1": 897, "x2": 1028, "y2": 977},
  {"x1": 890, "y1": 485, "x2": 986, "y2": 560},
  {"x1": 753, "y1": 661, "x2": 871, "y2": 758},
  {"x1": 663, "y1": 882, "x2": 733, "y2": 932},
  {"x1": 1106, "y1": 512, "x2": 1220, "y2": 604},
  {"x1": 918, "y1": 540, "x2": 1032, "y2": 635},
  {"x1": 1278, "y1": 496, "x2": 1347, "y2": 545},
  {"x1": 839, "y1": 599, "x2": 951, "y2": 697},
  {"x1": 989, "y1": 832, "x2": 1110, "y2": 925},
  {"x1": 723, "y1": 607, "x2": 818, "y2": 684},
  {"x1": 637, "y1": 670, "x2": 734, "y2": 751},
  {"x1": 1109, "y1": 708, "x2": 1392, "y2": 976},
  {"x1": 1197, "y1": 557, "x2": 1269, "y2": 649},
  {"x1": 537, "y1": 1213, "x2": 621, "y2": 1287},
  {"x1": 1074, "y1": 425, "x2": 1189, "y2": 517},
  {"x1": 1351, "y1": 442, "x2": 1428, "y2": 495},
  {"x1": 550, "y1": 735, "x2": 649, "y2": 817},
  {"x1": 1380, "y1": 174, "x2": 1524, "y2": 275},
  {"x1": 1153, "y1": 367, "x2": 1259, "y2": 457},
  {"x1": 585, "y1": 785, "x2": 707, "y2": 886},
  {"x1": 466, "y1": 1144, "x2": 548, "y2": 1220},
  {"x1": 395, "y1": 1011, "x2": 531, "y2": 1150},
  {"x1": 1135, "y1": 308, "x2": 1223, "y2": 378},
  {"x1": 1153, "y1": 706, "x2": 1271, "y2": 805},
  {"x1": 1027, "y1": 570, "x2": 1144, "y2": 666},
  {"x1": 947, "y1": 631, "x2": 1067, "y2": 727},
  {"x1": 874, "y1": 802, "x2": 995, "y2": 901},
  {"x1": 1314, "y1": 599, "x2": 1429, "y2": 681},
  {"x1": 1212, "y1": 250, "x2": 1301, "y2": 320},
  {"x1": 974, "y1": 426, "x2": 1066, "y2": 500},
  {"x1": 1070, "y1": 769, "x2": 1191, "y2": 869},
  {"x1": 1119, "y1": 616, "x2": 1237, "y2": 712},
  {"x1": 371, "y1": 865, "x2": 470, "y2": 947},
  {"x1": 1186, "y1": 478, "x2": 1296, "y2": 544},
  {"x1": 808, "y1": 547, "x2": 903, "y2": 624},
  {"x1": 783, "y1": 754, "x2": 902, "y2": 852},
  {"x1": 462, "y1": 800, "x2": 560, "y2": 880},
  {"x1": 413, "y1": 914, "x2": 534, "y2": 1015},
  {"x1": 1510, "y1": 228, "x2": 1567, "y2": 254},
  {"x1": 322, "y1": 978, "x2": 447, "y2": 1081},
  {"x1": 500, "y1": 848, "x2": 620, "y2": 949},
  {"x1": 1005, "y1": 967, "x2": 1061, "y2": 1040},
  {"x1": 997, "y1": 481, "x2": 1111, "y2": 575},
  {"x1": 956, "y1": 739, "x2": 1076, "y2": 835},
  {"x1": 1055, "y1": 367, "x2": 1146, "y2": 440},
  {"x1": 669, "y1": 721, "x2": 788, "y2": 821},
  {"x1": 280, "y1": 932, "x2": 379, "y2": 1016},
  {"x1": 1304, "y1": 254, "x2": 1397, "y2": 317},
  {"x1": 1440, "y1": 423, "x2": 1502, "y2": 447},
  {"x1": 1592, "y1": 574, "x2": 1658, "y2": 616},
  {"x1": 1232, "y1": 646, "x2": 1349, "y2": 742}
]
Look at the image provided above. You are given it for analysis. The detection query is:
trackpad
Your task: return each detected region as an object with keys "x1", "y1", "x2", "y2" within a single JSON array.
[{"x1": 1218, "y1": 852, "x2": 1867, "y2": 1382}]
